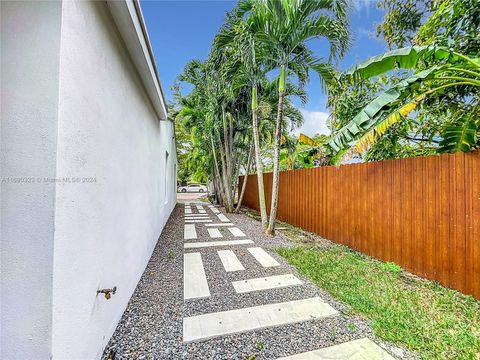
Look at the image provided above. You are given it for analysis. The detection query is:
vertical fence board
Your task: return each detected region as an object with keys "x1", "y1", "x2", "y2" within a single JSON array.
[
  {"x1": 466, "y1": 151, "x2": 479, "y2": 295},
  {"x1": 425, "y1": 156, "x2": 436, "y2": 279},
  {"x1": 403, "y1": 158, "x2": 412, "y2": 272},
  {"x1": 368, "y1": 163, "x2": 376, "y2": 258},
  {"x1": 313, "y1": 168, "x2": 318, "y2": 234},
  {"x1": 439, "y1": 155, "x2": 451, "y2": 287},
  {"x1": 286, "y1": 170, "x2": 290, "y2": 223},
  {"x1": 350, "y1": 165, "x2": 356, "y2": 250},
  {"x1": 303, "y1": 170, "x2": 308, "y2": 231},
  {"x1": 392, "y1": 159, "x2": 403, "y2": 264},
  {"x1": 337, "y1": 167, "x2": 343, "y2": 244},
  {"x1": 384, "y1": 160, "x2": 392, "y2": 262},
  {"x1": 346, "y1": 166, "x2": 352, "y2": 246},
  {"x1": 454, "y1": 153, "x2": 467, "y2": 292},
  {"x1": 414, "y1": 157, "x2": 424, "y2": 276},
  {"x1": 320, "y1": 167, "x2": 326, "y2": 236}
]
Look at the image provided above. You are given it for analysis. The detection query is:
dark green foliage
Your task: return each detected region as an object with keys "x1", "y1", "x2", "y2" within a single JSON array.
[
  {"x1": 376, "y1": 0, "x2": 431, "y2": 49},
  {"x1": 327, "y1": 0, "x2": 480, "y2": 163},
  {"x1": 439, "y1": 115, "x2": 479, "y2": 152}
]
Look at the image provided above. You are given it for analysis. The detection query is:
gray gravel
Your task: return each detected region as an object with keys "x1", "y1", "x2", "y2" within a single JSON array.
[{"x1": 102, "y1": 203, "x2": 415, "y2": 359}]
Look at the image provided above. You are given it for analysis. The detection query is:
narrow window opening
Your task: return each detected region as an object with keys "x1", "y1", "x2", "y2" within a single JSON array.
[{"x1": 164, "y1": 151, "x2": 169, "y2": 204}]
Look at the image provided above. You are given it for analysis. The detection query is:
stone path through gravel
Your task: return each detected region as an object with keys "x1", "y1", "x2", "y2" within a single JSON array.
[{"x1": 103, "y1": 202, "x2": 411, "y2": 359}]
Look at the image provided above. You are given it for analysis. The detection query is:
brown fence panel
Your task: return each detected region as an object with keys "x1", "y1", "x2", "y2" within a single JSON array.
[{"x1": 239, "y1": 151, "x2": 480, "y2": 298}]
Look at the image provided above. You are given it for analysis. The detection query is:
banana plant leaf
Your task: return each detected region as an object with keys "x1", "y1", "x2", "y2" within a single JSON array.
[
  {"x1": 343, "y1": 46, "x2": 459, "y2": 81},
  {"x1": 439, "y1": 116, "x2": 479, "y2": 153},
  {"x1": 329, "y1": 66, "x2": 440, "y2": 152},
  {"x1": 299, "y1": 133, "x2": 318, "y2": 146}
]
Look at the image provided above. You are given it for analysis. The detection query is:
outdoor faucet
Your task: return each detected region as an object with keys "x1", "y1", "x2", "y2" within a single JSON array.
[{"x1": 97, "y1": 286, "x2": 117, "y2": 300}]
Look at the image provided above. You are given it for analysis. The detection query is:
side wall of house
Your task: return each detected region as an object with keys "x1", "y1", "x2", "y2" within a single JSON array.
[
  {"x1": 51, "y1": 1, "x2": 176, "y2": 359},
  {"x1": 0, "y1": 2, "x2": 62, "y2": 359}
]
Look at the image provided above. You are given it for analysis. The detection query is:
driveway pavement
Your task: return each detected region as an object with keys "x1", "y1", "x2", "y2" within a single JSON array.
[{"x1": 177, "y1": 192, "x2": 208, "y2": 202}]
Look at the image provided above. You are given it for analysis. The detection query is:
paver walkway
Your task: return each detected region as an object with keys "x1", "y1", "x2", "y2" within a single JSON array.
[
  {"x1": 181, "y1": 202, "x2": 394, "y2": 358},
  {"x1": 103, "y1": 203, "x2": 409, "y2": 359}
]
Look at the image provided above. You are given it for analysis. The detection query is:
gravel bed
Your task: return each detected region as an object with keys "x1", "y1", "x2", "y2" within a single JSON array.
[
  {"x1": 102, "y1": 205, "x2": 184, "y2": 359},
  {"x1": 103, "y1": 203, "x2": 415, "y2": 360}
]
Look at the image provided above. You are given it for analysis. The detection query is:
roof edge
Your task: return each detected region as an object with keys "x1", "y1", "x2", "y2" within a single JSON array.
[{"x1": 106, "y1": 0, "x2": 170, "y2": 121}]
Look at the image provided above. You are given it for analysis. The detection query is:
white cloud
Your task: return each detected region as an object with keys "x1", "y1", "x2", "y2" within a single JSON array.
[
  {"x1": 352, "y1": 0, "x2": 376, "y2": 12},
  {"x1": 357, "y1": 27, "x2": 385, "y2": 44},
  {"x1": 292, "y1": 109, "x2": 331, "y2": 137},
  {"x1": 358, "y1": 27, "x2": 373, "y2": 38}
]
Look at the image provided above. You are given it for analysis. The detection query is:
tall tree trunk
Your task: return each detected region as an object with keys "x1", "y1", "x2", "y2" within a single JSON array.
[
  {"x1": 211, "y1": 135, "x2": 226, "y2": 205},
  {"x1": 267, "y1": 65, "x2": 286, "y2": 235},
  {"x1": 251, "y1": 85, "x2": 268, "y2": 228},
  {"x1": 218, "y1": 112, "x2": 234, "y2": 212},
  {"x1": 235, "y1": 142, "x2": 254, "y2": 212},
  {"x1": 214, "y1": 175, "x2": 223, "y2": 205},
  {"x1": 232, "y1": 147, "x2": 242, "y2": 203},
  {"x1": 228, "y1": 116, "x2": 237, "y2": 207}
]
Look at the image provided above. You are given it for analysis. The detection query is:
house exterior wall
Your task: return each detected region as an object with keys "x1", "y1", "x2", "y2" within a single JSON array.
[
  {"x1": 52, "y1": 2, "x2": 176, "y2": 358},
  {"x1": 1, "y1": 1, "x2": 176, "y2": 359},
  {"x1": 1, "y1": 2, "x2": 62, "y2": 358}
]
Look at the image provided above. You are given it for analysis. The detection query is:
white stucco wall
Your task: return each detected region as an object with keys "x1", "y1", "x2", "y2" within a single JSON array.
[
  {"x1": 52, "y1": 2, "x2": 176, "y2": 358},
  {"x1": 1, "y1": 2, "x2": 62, "y2": 358},
  {"x1": 1, "y1": 1, "x2": 176, "y2": 359}
]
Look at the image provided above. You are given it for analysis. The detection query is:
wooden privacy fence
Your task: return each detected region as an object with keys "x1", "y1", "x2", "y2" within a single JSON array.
[{"x1": 239, "y1": 151, "x2": 480, "y2": 298}]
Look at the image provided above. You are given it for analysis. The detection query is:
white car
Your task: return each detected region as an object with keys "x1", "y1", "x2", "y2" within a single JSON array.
[{"x1": 177, "y1": 184, "x2": 207, "y2": 193}]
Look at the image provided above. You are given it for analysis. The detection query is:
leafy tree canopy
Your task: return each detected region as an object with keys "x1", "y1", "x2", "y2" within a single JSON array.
[{"x1": 327, "y1": 0, "x2": 479, "y2": 163}]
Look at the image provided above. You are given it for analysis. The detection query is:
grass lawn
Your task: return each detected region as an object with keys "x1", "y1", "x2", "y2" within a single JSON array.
[{"x1": 275, "y1": 239, "x2": 480, "y2": 359}]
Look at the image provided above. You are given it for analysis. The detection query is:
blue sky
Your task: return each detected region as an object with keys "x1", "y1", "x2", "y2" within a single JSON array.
[{"x1": 141, "y1": 0, "x2": 388, "y2": 136}]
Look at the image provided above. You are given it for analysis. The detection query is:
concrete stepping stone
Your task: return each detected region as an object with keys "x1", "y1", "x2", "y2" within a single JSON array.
[
  {"x1": 210, "y1": 208, "x2": 220, "y2": 213},
  {"x1": 184, "y1": 224, "x2": 197, "y2": 240},
  {"x1": 184, "y1": 240, "x2": 254, "y2": 249},
  {"x1": 248, "y1": 247, "x2": 280, "y2": 267},
  {"x1": 184, "y1": 253, "x2": 210, "y2": 300},
  {"x1": 216, "y1": 213, "x2": 230, "y2": 222},
  {"x1": 185, "y1": 219, "x2": 212, "y2": 223},
  {"x1": 196, "y1": 206, "x2": 206, "y2": 213},
  {"x1": 232, "y1": 274, "x2": 302, "y2": 294},
  {"x1": 207, "y1": 228, "x2": 223, "y2": 238},
  {"x1": 277, "y1": 338, "x2": 395, "y2": 360},
  {"x1": 185, "y1": 209, "x2": 192, "y2": 214},
  {"x1": 183, "y1": 297, "x2": 337, "y2": 343},
  {"x1": 205, "y1": 223, "x2": 235, "y2": 227},
  {"x1": 217, "y1": 250, "x2": 244, "y2": 272},
  {"x1": 185, "y1": 215, "x2": 210, "y2": 219},
  {"x1": 227, "y1": 227, "x2": 245, "y2": 237}
]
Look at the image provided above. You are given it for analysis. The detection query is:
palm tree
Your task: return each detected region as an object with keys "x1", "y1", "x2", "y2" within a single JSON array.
[
  {"x1": 177, "y1": 56, "x2": 252, "y2": 212},
  {"x1": 241, "y1": 0, "x2": 350, "y2": 234},
  {"x1": 215, "y1": 12, "x2": 270, "y2": 227}
]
